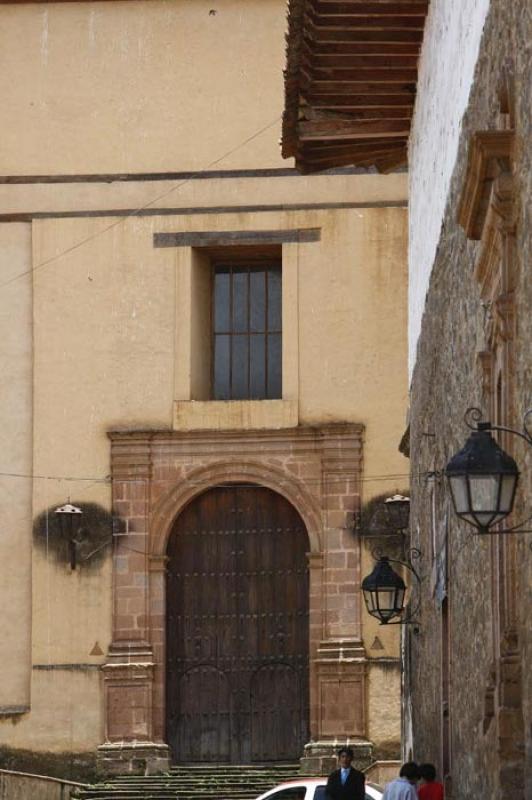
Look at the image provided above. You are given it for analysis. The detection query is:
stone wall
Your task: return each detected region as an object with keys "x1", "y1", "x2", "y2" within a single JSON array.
[{"x1": 407, "y1": 1, "x2": 532, "y2": 798}]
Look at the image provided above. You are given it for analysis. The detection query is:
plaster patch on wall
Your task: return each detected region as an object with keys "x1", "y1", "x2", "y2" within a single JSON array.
[{"x1": 408, "y1": 0, "x2": 490, "y2": 378}]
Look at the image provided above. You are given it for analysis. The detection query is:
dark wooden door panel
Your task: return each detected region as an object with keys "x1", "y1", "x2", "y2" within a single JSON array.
[
  {"x1": 166, "y1": 485, "x2": 309, "y2": 763},
  {"x1": 177, "y1": 667, "x2": 231, "y2": 763},
  {"x1": 251, "y1": 664, "x2": 302, "y2": 761}
]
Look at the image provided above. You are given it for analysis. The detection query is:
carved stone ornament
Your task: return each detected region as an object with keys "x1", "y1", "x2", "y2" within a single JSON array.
[{"x1": 457, "y1": 130, "x2": 515, "y2": 241}]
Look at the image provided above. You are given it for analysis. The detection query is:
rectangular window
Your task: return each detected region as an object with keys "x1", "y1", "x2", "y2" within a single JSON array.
[{"x1": 212, "y1": 263, "x2": 282, "y2": 400}]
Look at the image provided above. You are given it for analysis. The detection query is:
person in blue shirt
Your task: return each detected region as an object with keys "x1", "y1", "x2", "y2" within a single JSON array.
[{"x1": 325, "y1": 747, "x2": 365, "y2": 800}]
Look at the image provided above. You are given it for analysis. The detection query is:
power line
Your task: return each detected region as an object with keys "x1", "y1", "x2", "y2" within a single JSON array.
[
  {"x1": 0, "y1": 469, "x2": 410, "y2": 486},
  {"x1": 0, "y1": 115, "x2": 282, "y2": 290}
]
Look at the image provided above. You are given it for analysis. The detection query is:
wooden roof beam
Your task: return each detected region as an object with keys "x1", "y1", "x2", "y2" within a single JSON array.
[
  {"x1": 307, "y1": 27, "x2": 424, "y2": 42},
  {"x1": 303, "y1": 107, "x2": 413, "y2": 120},
  {"x1": 306, "y1": 13, "x2": 427, "y2": 30},
  {"x1": 300, "y1": 140, "x2": 407, "y2": 156},
  {"x1": 301, "y1": 49, "x2": 420, "y2": 67},
  {"x1": 303, "y1": 40, "x2": 422, "y2": 54},
  {"x1": 305, "y1": 93, "x2": 415, "y2": 107},
  {"x1": 298, "y1": 118, "x2": 411, "y2": 140},
  {"x1": 307, "y1": 67, "x2": 419, "y2": 81},
  {"x1": 310, "y1": 2, "x2": 429, "y2": 16},
  {"x1": 297, "y1": 147, "x2": 407, "y2": 172},
  {"x1": 304, "y1": 79, "x2": 417, "y2": 93}
]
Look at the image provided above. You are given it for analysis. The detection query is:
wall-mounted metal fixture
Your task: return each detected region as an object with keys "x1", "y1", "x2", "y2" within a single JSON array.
[
  {"x1": 445, "y1": 407, "x2": 532, "y2": 535},
  {"x1": 55, "y1": 502, "x2": 83, "y2": 570},
  {"x1": 383, "y1": 494, "x2": 411, "y2": 534},
  {"x1": 355, "y1": 492, "x2": 410, "y2": 538},
  {"x1": 362, "y1": 548, "x2": 421, "y2": 626}
]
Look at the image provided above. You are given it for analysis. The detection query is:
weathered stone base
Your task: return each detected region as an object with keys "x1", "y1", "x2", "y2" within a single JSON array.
[
  {"x1": 96, "y1": 742, "x2": 169, "y2": 776},
  {"x1": 300, "y1": 739, "x2": 373, "y2": 775},
  {"x1": 0, "y1": 745, "x2": 98, "y2": 782}
]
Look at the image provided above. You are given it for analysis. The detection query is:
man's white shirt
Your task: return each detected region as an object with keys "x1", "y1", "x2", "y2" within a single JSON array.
[{"x1": 382, "y1": 777, "x2": 418, "y2": 800}]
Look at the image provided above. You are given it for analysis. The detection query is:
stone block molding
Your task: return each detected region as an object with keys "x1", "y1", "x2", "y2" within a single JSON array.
[{"x1": 100, "y1": 423, "x2": 368, "y2": 772}]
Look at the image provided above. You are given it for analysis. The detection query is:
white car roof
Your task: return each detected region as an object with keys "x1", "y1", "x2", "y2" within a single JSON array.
[{"x1": 255, "y1": 777, "x2": 382, "y2": 800}]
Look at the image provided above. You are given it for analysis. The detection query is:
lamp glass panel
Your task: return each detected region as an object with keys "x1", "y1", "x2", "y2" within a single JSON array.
[
  {"x1": 474, "y1": 511, "x2": 497, "y2": 527},
  {"x1": 363, "y1": 590, "x2": 377, "y2": 613},
  {"x1": 449, "y1": 476, "x2": 469, "y2": 514},
  {"x1": 395, "y1": 587, "x2": 405, "y2": 613},
  {"x1": 500, "y1": 474, "x2": 518, "y2": 513},
  {"x1": 469, "y1": 474, "x2": 500, "y2": 511},
  {"x1": 376, "y1": 589, "x2": 396, "y2": 614}
]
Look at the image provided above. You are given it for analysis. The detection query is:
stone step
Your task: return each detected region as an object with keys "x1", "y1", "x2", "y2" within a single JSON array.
[
  {"x1": 83, "y1": 783, "x2": 282, "y2": 798},
  {"x1": 76, "y1": 763, "x2": 301, "y2": 800}
]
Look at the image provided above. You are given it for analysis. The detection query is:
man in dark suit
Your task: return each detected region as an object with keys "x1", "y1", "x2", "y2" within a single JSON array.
[{"x1": 326, "y1": 746, "x2": 365, "y2": 800}]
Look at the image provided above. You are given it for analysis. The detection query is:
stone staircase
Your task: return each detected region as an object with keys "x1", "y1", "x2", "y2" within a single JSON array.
[{"x1": 74, "y1": 764, "x2": 301, "y2": 800}]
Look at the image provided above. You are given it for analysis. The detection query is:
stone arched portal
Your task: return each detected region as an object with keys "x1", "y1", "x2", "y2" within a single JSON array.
[{"x1": 99, "y1": 424, "x2": 367, "y2": 775}]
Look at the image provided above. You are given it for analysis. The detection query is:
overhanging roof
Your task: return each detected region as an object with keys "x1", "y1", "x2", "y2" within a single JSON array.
[{"x1": 283, "y1": 0, "x2": 429, "y2": 173}]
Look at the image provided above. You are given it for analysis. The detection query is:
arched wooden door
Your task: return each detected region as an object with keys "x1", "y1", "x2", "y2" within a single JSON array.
[{"x1": 166, "y1": 485, "x2": 309, "y2": 763}]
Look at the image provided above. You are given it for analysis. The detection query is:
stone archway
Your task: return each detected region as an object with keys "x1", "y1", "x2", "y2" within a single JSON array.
[
  {"x1": 148, "y1": 459, "x2": 322, "y2": 764},
  {"x1": 150, "y1": 458, "x2": 323, "y2": 557},
  {"x1": 100, "y1": 424, "x2": 366, "y2": 775}
]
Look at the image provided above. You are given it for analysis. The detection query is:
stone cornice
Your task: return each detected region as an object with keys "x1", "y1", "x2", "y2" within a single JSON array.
[{"x1": 457, "y1": 130, "x2": 515, "y2": 240}]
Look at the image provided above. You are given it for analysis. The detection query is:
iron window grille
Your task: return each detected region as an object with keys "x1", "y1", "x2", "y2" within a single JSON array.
[{"x1": 212, "y1": 262, "x2": 282, "y2": 401}]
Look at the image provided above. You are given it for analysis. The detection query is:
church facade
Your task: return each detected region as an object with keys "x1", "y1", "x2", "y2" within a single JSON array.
[{"x1": 0, "y1": 0, "x2": 408, "y2": 777}]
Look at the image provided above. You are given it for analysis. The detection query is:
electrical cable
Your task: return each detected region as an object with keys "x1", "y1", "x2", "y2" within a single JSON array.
[
  {"x1": 0, "y1": 470, "x2": 410, "y2": 486},
  {"x1": 0, "y1": 115, "x2": 282, "y2": 290}
]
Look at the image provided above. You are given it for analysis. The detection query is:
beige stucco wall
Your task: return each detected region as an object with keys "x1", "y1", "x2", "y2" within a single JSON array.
[
  {"x1": 0, "y1": 0, "x2": 408, "y2": 762},
  {"x1": 0, "y1": 0, "x2": 286, "y2": 175},
  {"x1": 0, "y1": 225, "x2": 33, "y2": 712},
  {"x1": 0, "y1": 194, "x2": 407, "y2": 754},
  {"x1": 367, "y1": 663, "x2": 402, "y2": 756},
  {"x1": 30, "y1": 205, "x2": 407, "y2": 496}
]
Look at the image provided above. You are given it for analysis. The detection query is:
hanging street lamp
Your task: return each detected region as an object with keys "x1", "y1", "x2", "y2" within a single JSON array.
[
  {"x1": 445, "y1": 407, "x2": 532, "y2": 534},
  {"x1": 362, "y1": 551, "x2": 421, "y2": 626},
  {"x1": 445, "y1": 422, "x2": 519, "y2": 532},
  {"x1": 362, "y1": 556, "x2": 405, "y2": 624},
  {"x1": 359, "y1": 493, "x2": 419, "y2": 626}
]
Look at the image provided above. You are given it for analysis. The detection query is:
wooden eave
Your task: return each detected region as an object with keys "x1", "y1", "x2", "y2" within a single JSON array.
[{"x1": 283, "y1": 0, "x2": 430, "y2": 173}]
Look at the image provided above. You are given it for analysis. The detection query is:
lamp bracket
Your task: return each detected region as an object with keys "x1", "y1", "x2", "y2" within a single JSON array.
[
  {"x1": 464, "y1": 406, "x2": 532, "y2": 446},
  {"x1": 474, "y1": 514, "x2": 532, "y2": 535}
]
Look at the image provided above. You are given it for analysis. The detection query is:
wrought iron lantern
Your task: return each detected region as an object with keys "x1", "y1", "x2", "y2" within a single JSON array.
[
  {"x1": 445, "y1": 408, "x2": 532, "y2": 534},
  {"x1": 362, "y1": 549, "x2": 421, "y2": 626},
  {"x1": 55, "y1": 502, "x2": 83, "y2": 570},
  {"x1": 362, "y1": 556, "x2": 405, "y2": 624}
]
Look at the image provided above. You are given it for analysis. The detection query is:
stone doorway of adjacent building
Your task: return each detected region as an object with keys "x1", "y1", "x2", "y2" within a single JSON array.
[{"x1": 165, "y1": 484, "x2": 310, "y2": 764}]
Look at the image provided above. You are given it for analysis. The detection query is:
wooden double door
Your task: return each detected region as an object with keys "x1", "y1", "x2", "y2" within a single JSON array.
[{"x1": 166, "y1": 485, "x2": 309, "y2": 763}]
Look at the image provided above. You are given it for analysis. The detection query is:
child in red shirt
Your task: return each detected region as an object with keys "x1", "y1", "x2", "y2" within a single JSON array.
[{"x1": 418, "y1": 764, "x2": 444, "y2": 800}]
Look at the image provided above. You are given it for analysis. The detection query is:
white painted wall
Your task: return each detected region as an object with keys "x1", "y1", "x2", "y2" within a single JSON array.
[{"x1": 408, "y1": 0, "x2": 490, "y2": 378}]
